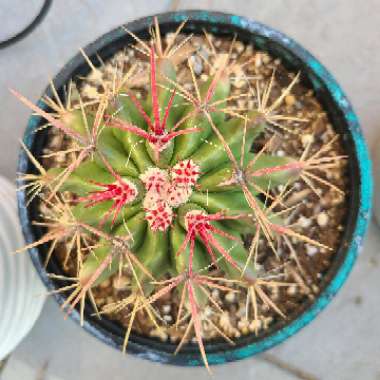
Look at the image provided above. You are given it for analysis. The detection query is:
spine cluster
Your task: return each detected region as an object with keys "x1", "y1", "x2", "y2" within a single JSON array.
[{"x1": 140, "y1": 160, "x2": 199, "y2": 231}]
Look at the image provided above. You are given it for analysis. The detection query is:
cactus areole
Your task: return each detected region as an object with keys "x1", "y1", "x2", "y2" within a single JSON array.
[{"x1": 17, "y1": 11, "x2": 372, "y2": 367}]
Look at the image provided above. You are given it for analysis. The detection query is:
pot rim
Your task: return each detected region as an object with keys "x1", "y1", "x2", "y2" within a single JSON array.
[{"x1": 17, "y1": 10, "x2": 373, "y2": 366}]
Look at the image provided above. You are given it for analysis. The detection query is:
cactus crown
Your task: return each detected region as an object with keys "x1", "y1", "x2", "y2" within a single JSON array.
[{"x1": 15, "y1": 19, "x2": 345, "y2": 371}]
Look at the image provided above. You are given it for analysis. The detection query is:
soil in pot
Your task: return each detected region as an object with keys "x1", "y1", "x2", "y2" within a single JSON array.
[{"x1": 19, "y1": 21, "x2": 348, "y2": 364}]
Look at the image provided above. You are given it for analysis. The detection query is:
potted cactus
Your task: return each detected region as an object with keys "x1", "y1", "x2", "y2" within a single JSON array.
[{"x1": 15, "y1": 11, "x2": 371, "y2": 369}]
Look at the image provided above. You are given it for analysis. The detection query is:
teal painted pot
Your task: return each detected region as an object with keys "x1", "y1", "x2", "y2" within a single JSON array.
[{"x1": 17, "y1": 10, "x2": 372, "y2": 366}]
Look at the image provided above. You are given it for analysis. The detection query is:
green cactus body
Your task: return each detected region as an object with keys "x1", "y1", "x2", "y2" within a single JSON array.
[
  {"x1": 198, "y1": 153, "x2": 298, "y2": 192},
  {"x1": 79, "y1": 211, "x2": 147, "y2": 286},
  {"x1": 170, "y1": 221, "x2": 209, "y2": 274},
  {"x1": 111, "y1": 96, "x2": 154, "y2": 173},
  {"x1": 129, "y1": 229, "x2": 171, "y2": 295},
  {"x1": 171, "y1": 76, "x2": 230, "y2": 163}
]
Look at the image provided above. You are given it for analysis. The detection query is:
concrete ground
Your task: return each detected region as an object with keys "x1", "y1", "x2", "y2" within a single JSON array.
[{"x1": 1, "y1": 1, "x2": 379, "y2": 379}]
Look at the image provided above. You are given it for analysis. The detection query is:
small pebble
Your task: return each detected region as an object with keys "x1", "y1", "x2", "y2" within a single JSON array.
[
  {"x1": 225, "y1": 292, "x2": 236, "y2": 303},
  {"x1": 262, "y1": 53, "x2": 271, "y2": 64},
  {"x1": 113, "y1": 276, "x2": 129, "y2": 290},
  {"x1": 232, "y1": 67, "x2": 246, "y2": 88},
  {"x1": 51, "y1": 135, "x2": 62, "y2": 147},
  {"x1": 100, "y1": 279, "x2": 111, "y2": 289},
  {"x1": 255, "y1": 53, "x2": 262, "y2": 68},
  {"x1": 169, "y1": 335, "x2": 179, "y2": 343},
  {"x1": 321, "y1": 131, "x2": 331, "y2": 143},
  {"x1": 219, "y1": 312, "x2": 239, "y2": 337},
  {"x1": 237, "y1": 99, "x2": 246, "y2": 109},
  {"x1": 150, "y1": 328, "x2": 168, "y2": 341},
  {"x1": 56, "y1": 152, "x2": 66, "y2": 163},
  {"x1": 162, "y1": 305, "x2": 171, "y2": 314},
  {"x1": 87, "y1": 69, "x2": 103, "y2": 84},
  {"x1": 204, "y1": 306, "x2": 213, "y2": 318},
  {"x1": 311, "y1": 284, "x2": 319, "y2": 293},
  {"x1": 275, "y1": 247, "x2": 284, "y2": 257},
  {"x1": 249, "y1": 319, "x2": 262, "y2": 332},
  {"x1": 211, "y1": 289, "x2": 220, "y2": 299},
  {"x1": 298, "y1": 215, "x2": 312, "y2": 228},
  {"x1": 165, "y1": 32, "x2": 176, "y2": 46},
  {"x1": 293, "y1": 182, "x2": 301, "y2": 190},
  {"x1": 301, "y1": 134, "x2": 314, "y2": 148},
  {"x1": 254, "y1": 263, "x2": 264, "y2": 272},
  {"x1": 285, "y1": 94, "x2": 295, "y2": 107},
  {"x1": 198, "y1": 46, "x2": 209, "y2": 61},
  {"x1": 306, "y1": 244, "x2": 318, "y2": 257},
  {"x1": 317, "y1": 212, "x2": 329, "y2": 227},
  {"x1": 262, "y1": 317, "x2": 273, "y2": 329},
  {"x1": 104, "y1": 64, "x2": 117, "y2": 76},
  {"x1": 235, "y1": 41, "x2": 245, "y2": 54},
  {"x1": 184, "y1": 83, "x2": 193, "y2": 91},
  {"x1": 244, "y1": 45, "x2": 254, "y2": 55},
  {"x1": 237, "y1": 319, "x2": 250, "y2": 334},
  {"x1": 287, "y1": 285, "x2": 297, "y2": 295},
  {"x1": 306, "y1": 201, "x2": 314, "y2": 209},
  {"x1": 96, "y1": 298, "x2": 106, "y2": 306},
  {"x1": 236, "y1": 307, "x2": 246, "y2": 318},
  {"x1": 190, "y1": 54, "x2": 203, "y2": 75}
]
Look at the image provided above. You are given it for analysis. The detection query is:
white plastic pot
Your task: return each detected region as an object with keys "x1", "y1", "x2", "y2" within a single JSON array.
[{"x1": 0, "y1": 176, "x2": 45, "y2": 360}]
